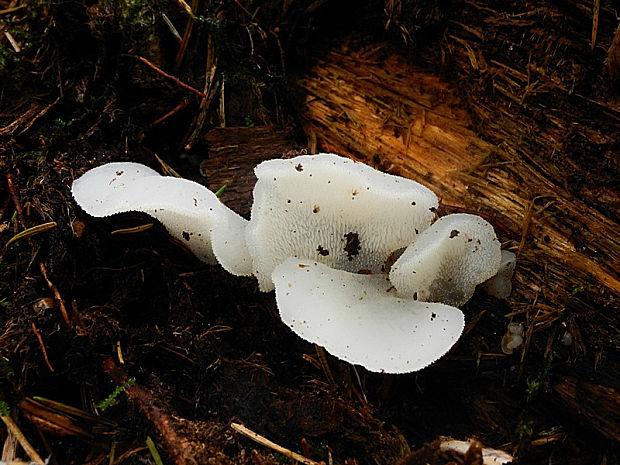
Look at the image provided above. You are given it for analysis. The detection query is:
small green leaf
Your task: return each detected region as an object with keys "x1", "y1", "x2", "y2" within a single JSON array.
[
  {"x1": 0, "y1": 400, "x2": 10, "y2": 416},
  {"x1": 214, "y1": 185, "x2": 227, "y2": 197},
  {"x1": 5, "y1": 222, "x2": 57, "y2": 248},
  {"x1": 146, "y1": 436, "x2": 164, "y2": 465}
]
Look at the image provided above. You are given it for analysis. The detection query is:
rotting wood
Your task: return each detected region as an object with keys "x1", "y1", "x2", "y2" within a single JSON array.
[
  {"x1": 554, "y1": 376, "x2": 620, "y2": 442},
  {"x1": 201, "y1": 126, "x2": 299, "y2": 216},
  {"x1": 609, "y1": 24, "x2": 620, "y2": 83},
  {"x1": 439, "y1": 1, "x2": 620, "y2": 219},
  {"x1": 298, "y1": 46, "x2": 620, "y2": 310}
]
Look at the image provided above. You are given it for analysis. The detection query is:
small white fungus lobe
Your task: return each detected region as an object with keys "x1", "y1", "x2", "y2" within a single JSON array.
[
  {"x1": 70, "y1": 162, "x2": 161, "y2": 216},
  {"x1": 500, "y1": 322, "x2": 524, "y2": 355},
  {"x1": 483, "y1": 250, "x2": 517, "y2": 299},
  {"x1": 71, "y1": 162, "x2": 253, "y2": 274},
  {"x1": 247, "y1": 153, "x2": 439, "y2": 291},
  {"x1": 389, "y1": 213, "x2": 502, "y2": 306},
  {"x1": 561, "y1": 330, "x2": 572, "y2": 346},
  {"x1": 272, "y1": 258, "x2": 465, "y2": 373},
  {"x1": 439, "y1": 439, "x2": 514, "y2": 464}
]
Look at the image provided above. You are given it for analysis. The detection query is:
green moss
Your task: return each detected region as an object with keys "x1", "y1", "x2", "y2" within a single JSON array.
[
  {"x1": 194, "y1": 13, "x2": 222, "y2": 29},
  {"x1": 52, "y1": 117, "x2": 78, "y2": 129},
  {"x1": 0, "y1": 400, "x2": 9, "y2": 416},
  {"x1": 96, "y1": 377, "x2": 136, "y2": 411},
  {"x1": 0, "y1": 356, "x2": 13, "y2": 381},
  {"x1": 273, "y1": 453, "x2": 292, "y2": 464},
  {"x1": 525, "y1": 359, "x2": 552, "y2": 402},
  {"x1": 516, "y1": 419, "x2": 535, "y2": 440}
]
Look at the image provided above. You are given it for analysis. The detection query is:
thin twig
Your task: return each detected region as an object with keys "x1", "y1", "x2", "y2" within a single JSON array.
[
  {"x1": 172, "y1": 0, "x2": 193, "y2": 16},
  {"x1": 16, "y1": 98, "x2": 59, "y2": 136},
  {"x1": 129, "y1": 55, "x2": 206, "y2": 99},
  {"x1": 31, "y1": 323, "x2": 54, "y2": 373},
  {"x1": 591, "y1": 0, "x2": 600, "y2": 51},
  {"x1": 0, "y1": 103, "x2": 43, "y2": 136},
  {"x1": 38, "y1": 261, "x2": 71, "y2": 326},
  {"x1": 103, "y1": 358, "x2": 192, "y2": 465},
  {"x1": 184, "y1": 35, "x2": 219, "y2": 148},
  {"x1": 315, "y1": 345, "x2": 337, "y2": 389},
  {"x1": 110, "y1": 224, "x2": 154, "y2": 235},
  {"x1": 173, "y1": 0, "x2": 198, "y2": 71},
  {"x1": 231, "y1": 423, "x2": 323, "y2": 465},
  {"x1": 4, "y1": 31, "x2": 20, "y2": 52},
  {"x1": 153, "y1": 153, "x2": 182, "y2": 178},
  {"x1": 150, "y1": 99, "x2": 190, "y2": 127},
  {"x1": 219, "y1": 77, "x2": 226, "y2": 127},
  {"x1": 0, "y1": 415, "x2": 46, "y2": 465},
  {"x1": 232, "y1": 0, "x2": 254, "y2": 19},
  {"x1": 0, "y1": 5, "x2": 26, "y2": 14}
]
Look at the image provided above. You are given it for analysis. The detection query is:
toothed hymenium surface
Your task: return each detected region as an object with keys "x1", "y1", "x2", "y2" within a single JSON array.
[
  {"x1": 273, "y1": 258, "x2": 464, "y2": 373},
  {"x1": 247, "y1": 154, "x2": 439, "y2": 291},
  {"x1": 389, "y1": 213, "x2": 502, "y2": 307},
  {"x1": 72, "y1": 154, "x2": 515, "y2": 373}
]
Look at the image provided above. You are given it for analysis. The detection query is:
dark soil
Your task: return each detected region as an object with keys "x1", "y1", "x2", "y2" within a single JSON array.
[{"x1": 0, "y1": 1, "x2": 618, "y2": 464}]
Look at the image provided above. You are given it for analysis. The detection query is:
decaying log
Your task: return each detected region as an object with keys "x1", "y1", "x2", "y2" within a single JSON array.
[
  {"x1": 298, "y1": 46, "x2": 619, "y2": 312},
  {"x1": 201, "y1": 126, "x2": 298, "y2": 216},
  {"x1": 608, "y1": 24, "x2": 620, "y2": 84},
  {"x1": 554, "y1": 376, "x2": 620, "y2": 442}
]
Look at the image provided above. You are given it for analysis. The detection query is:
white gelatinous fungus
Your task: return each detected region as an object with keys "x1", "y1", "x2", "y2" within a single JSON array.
[
  {"x1": 500, "y1": 322, "x2": 524, "y2": 355},
  {"x1": 389, "y1": 213, "x2": 502, "y2": 306},
  {"x1": 561, "y1": 329, "x2": 573, "y2": 346},
  {"x1": 482, "y1": 250, "x2": 516, "y2": 299},
  {"x1": 247, "y1": 153, "x2": 439, "y2": 291},
  {"x1": 71, "y1": 162, "x2": 253, "y2": 275},
  {"x1": 70, "y1": 162, "x2": 161, "y2": 216},
  {"x1": 272, "y1": 258, "x2": 464, "y2": 373}
]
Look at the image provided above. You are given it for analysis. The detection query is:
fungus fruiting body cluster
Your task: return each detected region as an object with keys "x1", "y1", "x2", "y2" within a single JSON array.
[{"x1": 72, "y1": 154, "x2": 515, "y2": 374}]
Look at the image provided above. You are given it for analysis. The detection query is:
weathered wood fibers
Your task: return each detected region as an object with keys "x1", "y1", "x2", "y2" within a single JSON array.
[
  {"x1": 299, "y1": 45, "x2": 620, "y2": 444},
  {"x1": 437, "y1": 1, "x2": 620, "y2": 301},
  {"x1": 201, "y1": 126, "x2": 298, "y2": 216},
  {"x1": 299, "y1": 47, "x2": 619, "y2": 307},
  {"x1": 554, "y1": 376, "x2": 620, "y2": 442}
]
